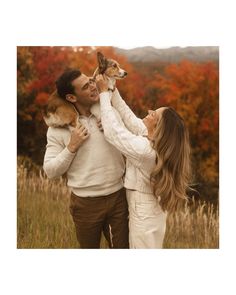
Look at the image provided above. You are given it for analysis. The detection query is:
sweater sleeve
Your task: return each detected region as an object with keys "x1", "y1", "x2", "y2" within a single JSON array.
[
  {"x1": 43, "y1": 127, "x2": 76, "y2": 179},
  {"x1": 111, "y1": 88, "x2": 148, "y2": 136},
  {"x1": 100, "y1": 92, "x2": 151, "y2": 168}
]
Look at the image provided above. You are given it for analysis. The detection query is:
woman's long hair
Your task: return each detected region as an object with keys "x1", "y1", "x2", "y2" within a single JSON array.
[{"x1": 150, "y1": 107, "x2": 191, "y2": 213}]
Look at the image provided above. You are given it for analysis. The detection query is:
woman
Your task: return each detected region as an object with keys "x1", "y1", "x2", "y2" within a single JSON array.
[{"x1": 96, "y1": 75, "x2": 191, "y2": 249}]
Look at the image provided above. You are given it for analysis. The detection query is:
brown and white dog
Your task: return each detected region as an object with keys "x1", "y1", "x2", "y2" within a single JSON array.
[{"x1": 43, "y1": 52, "x2": 127, "y2": 129}]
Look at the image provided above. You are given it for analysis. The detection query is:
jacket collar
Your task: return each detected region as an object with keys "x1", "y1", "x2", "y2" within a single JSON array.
[{"x1": 72, "y1": 103, "x2": 101, "y2": 120}]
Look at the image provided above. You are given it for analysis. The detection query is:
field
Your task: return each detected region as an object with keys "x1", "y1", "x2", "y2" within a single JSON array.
[{"x1": 17, "y1": 157, "x2": 219, "y2": 249}]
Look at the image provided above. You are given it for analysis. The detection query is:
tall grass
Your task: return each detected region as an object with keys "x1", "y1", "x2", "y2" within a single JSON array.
[{"x1": 17, "y1": 157, "x2": 219, "y2": 249}]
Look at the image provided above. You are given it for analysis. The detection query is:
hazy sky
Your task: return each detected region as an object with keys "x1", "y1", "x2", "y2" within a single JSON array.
[{"x1": 116, "y1": 46, "x2": 172, "y2": 49}]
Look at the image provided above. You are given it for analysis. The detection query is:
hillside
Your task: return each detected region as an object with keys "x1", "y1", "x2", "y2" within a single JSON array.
[{"x1": 115, "y1": 46, "x2": 219, "y2": 63}]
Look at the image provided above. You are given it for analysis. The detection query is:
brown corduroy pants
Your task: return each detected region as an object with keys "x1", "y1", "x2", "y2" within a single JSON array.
[{"x1": 69, "y1": 187, "x2": 129, "y2": 249}]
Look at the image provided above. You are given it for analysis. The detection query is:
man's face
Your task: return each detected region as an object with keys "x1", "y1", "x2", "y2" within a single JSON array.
[{"x1": 71, "y1": 74, "x2": 99, "y2": 106}]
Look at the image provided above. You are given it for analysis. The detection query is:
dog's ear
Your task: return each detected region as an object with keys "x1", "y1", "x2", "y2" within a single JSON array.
[{"x1": 97, "y1": 52, "x2": 108, "y2": 74}]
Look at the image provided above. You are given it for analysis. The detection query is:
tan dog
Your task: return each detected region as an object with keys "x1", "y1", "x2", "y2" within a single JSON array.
[{"x1": 43, "y1": 52, "x2": 127, "y2": 129}]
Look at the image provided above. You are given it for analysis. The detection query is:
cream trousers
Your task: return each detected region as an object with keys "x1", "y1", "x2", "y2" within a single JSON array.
[{"x1": 126, "y1": 190, "x2": 167, "y2": 249}]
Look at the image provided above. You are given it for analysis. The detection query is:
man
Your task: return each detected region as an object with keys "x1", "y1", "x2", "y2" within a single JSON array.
[{"x1": 43, "y1": 69, "x2": 129, "y2": 249}]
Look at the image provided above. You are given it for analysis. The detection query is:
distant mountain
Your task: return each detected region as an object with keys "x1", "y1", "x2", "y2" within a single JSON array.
[{"x1": 115, "y1": 46, "x2": 219, "y2": 63}]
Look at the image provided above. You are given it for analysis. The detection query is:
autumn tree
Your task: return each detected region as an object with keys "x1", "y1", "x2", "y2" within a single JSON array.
[
  {"x1": 17, "y1": 47, "x2": 219, "y2": 203},
  {"x1": 17, "y1": 46, "x2": 145, "y2": 163},
  {"x1": 150, "y1": 60, "x2": 219, "y2": 201}
]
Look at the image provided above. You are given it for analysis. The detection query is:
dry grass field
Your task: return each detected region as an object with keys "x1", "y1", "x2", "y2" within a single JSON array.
[{"x1": 17, "y1": 157, "x2": 219, "y2": 249}]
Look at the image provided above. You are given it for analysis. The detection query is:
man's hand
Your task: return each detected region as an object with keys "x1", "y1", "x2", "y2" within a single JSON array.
[
  {"x1": 67, "y1": 125, "x2": 90, "y2": 153},
  {"x1": 96, "y1": 74, "x2": 109, "y2": 93}
]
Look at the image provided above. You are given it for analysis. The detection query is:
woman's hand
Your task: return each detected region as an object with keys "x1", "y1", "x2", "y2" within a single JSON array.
[{"x1": 96, "y1": 74, "x2": 109, "y2": 93}]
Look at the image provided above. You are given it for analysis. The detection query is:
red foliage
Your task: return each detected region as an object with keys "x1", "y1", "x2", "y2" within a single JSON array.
[
  {"x1": 17, "y1": 46, "x2": 219, "y2": 187},
  {"x1": 35, "y1": 92, "x2": 49, "y2": 106}
]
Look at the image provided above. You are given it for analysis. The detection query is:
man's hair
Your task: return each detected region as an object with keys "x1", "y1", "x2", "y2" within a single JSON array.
[{"x1": 56, "y1": 69, "x2": 81, "y2": 99}]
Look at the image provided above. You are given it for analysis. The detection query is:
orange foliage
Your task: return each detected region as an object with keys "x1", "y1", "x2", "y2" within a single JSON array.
[
  {"x1": 17, "y1": 47, "x2": 219, "y2": 196},
  {"x1": 35, "y1": 92, "x2": 49, "y2": 106}
]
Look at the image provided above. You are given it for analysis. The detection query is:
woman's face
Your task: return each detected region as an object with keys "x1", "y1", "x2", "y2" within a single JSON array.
[{"x1": 142, "y1": 107, "x2": 167, "y2": 134}]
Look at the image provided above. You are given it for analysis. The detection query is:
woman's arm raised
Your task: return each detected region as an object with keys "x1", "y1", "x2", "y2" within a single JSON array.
[
  {"x1": 111, "y1": 88, "x2": 148, "y2": 136},
  {"x1": 99, "y1": 91, "x2": 152, "y2": 167}
]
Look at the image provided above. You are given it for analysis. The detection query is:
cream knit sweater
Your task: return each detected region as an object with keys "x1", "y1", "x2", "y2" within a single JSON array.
[
  {"x1": 100, "y1": 89, "x2": 156, "y2": 194},
  {"x1": 43, "y1": 106, "x2": 125, "y2": 197}
]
